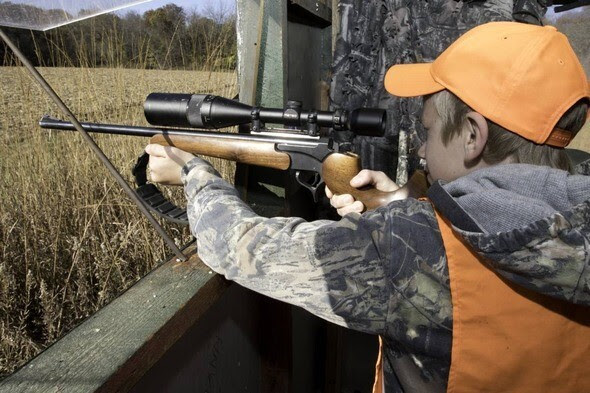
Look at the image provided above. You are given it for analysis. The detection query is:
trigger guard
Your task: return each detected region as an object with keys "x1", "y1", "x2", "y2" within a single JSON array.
[{"x1": 294, "y1": 171, "x2": 324, "y2": 202}]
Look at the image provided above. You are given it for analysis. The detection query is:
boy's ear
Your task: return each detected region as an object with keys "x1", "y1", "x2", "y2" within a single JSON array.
[{"x1": 463, "y1": 111, "x2": 488, "y2": 163}]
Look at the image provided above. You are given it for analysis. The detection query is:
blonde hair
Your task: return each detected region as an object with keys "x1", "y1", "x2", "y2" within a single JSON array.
[{"x1": 431, "y1": 90, "x2": 589, "y2": 172}]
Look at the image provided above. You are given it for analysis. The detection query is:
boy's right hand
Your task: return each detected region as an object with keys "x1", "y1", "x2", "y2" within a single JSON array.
[{"x1": 325, "y1": 170, "x2": 399, "y2": 216}]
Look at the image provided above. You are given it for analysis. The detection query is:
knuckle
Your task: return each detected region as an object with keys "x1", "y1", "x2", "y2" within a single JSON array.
[{"x1": 330, "y1": 196, "x2": 340, "y2": 208}]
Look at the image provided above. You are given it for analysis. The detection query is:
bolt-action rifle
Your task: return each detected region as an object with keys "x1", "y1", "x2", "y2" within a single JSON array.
[{"x1": 40, "y1": 93, "x2": 422, "y2": 224}]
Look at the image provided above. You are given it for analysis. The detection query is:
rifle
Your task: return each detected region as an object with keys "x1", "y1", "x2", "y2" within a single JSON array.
[{"x1": 40, "y1": 93, "x2": 421, "y2": 223}]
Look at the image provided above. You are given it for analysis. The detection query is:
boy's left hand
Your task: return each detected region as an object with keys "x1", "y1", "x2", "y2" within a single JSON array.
[{"x1": 145, "y1": 144, "x2": 195, "y2": 186}]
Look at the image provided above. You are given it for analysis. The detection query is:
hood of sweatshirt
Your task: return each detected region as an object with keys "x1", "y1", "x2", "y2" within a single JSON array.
[{"x1": 431, "y1": 159, "x2": 590, "y2": 306}]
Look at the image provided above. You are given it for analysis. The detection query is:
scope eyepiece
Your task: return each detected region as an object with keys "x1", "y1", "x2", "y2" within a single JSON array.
[{"x1": 347, "y1": 108, "x2": 386, "y2": 137}]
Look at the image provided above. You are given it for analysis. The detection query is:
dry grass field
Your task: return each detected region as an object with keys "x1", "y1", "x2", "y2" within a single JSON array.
[
  {"x1": 0, "y1": 66, "x2": 237, "y2": 376},
  {"x1": 570, "y1": 119, "x2": 590, "y2": 153}
]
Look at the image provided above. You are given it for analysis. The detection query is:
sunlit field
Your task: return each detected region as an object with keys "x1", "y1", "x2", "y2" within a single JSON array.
[
  {"x1": 0, "y1": 65, "x2": 237, "y2": 376},
  {"x1": 570, "y1": 120, "x2": 590, "y2": 153}
]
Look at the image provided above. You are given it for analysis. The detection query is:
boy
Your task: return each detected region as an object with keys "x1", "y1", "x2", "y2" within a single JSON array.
[{"x1": 147, "y1": 22, "x2": 590, "y2": 392}]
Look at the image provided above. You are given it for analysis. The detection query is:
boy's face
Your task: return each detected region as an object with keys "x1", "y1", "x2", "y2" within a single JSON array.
[{"x1": 418, "y1": 96, "x2": 471, "y2": 184}]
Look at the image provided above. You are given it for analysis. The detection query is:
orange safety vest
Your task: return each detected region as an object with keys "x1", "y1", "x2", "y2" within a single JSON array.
[{"x1": 373, "y1": 209, "x2": 590, "y2": 393}]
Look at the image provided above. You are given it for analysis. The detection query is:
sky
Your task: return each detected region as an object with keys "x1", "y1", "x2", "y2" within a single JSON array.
[
  {"x1": 0, "y1": 0, "x2": 236, "y2": 30},
  {"x1": 118, "y1": 0, "x2": 235, "y2": 15}
]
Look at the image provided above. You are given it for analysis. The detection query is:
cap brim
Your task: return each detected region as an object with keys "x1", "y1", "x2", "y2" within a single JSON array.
[{"x1": 384, "y1": 63, "x2": 445, "y2": 97}]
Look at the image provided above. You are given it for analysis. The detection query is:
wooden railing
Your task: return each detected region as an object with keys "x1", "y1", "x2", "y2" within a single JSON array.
[{"x1": 0, "y1": 246, "x2": 234, "y2": 392}]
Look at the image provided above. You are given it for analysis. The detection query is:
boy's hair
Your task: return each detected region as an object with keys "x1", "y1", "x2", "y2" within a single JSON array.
[{"x1": 432, "y1": 90, "x2": 589, "y2": 172}]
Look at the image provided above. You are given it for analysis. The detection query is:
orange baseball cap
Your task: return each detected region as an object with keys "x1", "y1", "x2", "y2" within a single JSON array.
[{"x1": 384, "y1": 22, "x2": 590, "y2": 147}]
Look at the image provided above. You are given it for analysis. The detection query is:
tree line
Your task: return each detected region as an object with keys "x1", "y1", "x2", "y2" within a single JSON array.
[{"x1": 0, "y1": 3, "x2": 237, "y2": 70}]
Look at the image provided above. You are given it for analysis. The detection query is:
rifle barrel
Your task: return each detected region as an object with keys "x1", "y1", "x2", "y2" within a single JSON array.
[
  {"x1": 39, "y1": 116, "x2": 324, "y2": 146},
  {"x1": 40, "y1": 116, "x2": 182, "y2": 137}
]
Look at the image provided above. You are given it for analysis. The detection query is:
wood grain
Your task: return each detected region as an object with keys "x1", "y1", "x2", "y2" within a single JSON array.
[
  {"x1": 150, "y1": 134, "x2": 291, "y2": 170},
  {"x1": 323, "y1": 153, "x2": 429, "y2": 211}
]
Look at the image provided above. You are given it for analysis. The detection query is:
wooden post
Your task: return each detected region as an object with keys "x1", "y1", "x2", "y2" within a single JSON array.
[
  {"x1": 235, "y1": 2, "x2": 336, "y2": 393},
  {"x1": 237, "y1": 0, "x2": 288, "y2": 107}
]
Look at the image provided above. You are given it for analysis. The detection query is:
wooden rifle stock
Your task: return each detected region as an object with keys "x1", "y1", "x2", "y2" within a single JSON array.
[
  {"x1": 323, "y1": 154, "x2": 429, "y2": 210},
  {"x1": 151, "y1": 134, "x2": 428, "y2": 211},
  {"x1": 322, "y1": 153, "x2": 396, "y2": 210},
  {"x1": 150, "y1": 134, "x2": 291, "y2": 170}
]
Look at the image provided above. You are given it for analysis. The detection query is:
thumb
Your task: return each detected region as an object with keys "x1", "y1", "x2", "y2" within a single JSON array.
[
  {"x1": 349, "y1": 169, "x2": 377, "y2": 188},
  {"x1": 350, "y1": 170, "x2": 399, "y2": 192},
  {"x1": 145, "y1": 144, "x2": 167, "y2": 157}
]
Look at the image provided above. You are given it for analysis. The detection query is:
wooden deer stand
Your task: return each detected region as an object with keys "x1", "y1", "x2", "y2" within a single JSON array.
[{"x1": 0, "y1": 1, "x2": 377, "y2": 392}]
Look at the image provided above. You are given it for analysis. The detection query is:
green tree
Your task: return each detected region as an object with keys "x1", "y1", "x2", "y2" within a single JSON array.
[{"x1": 144, "y1": 4, "x2": 187, "y2": 69}]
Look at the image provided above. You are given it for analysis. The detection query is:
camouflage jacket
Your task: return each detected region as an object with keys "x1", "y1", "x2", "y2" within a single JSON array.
[{"x1": 182, "y1": 159, "x2": 590, "y2": 393}]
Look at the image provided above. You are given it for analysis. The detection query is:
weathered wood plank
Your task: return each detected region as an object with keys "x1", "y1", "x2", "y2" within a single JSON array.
[
  {"x1": 332, "y1": 0, "x2": 340, "y2": 53},
  {"x1": 0, "y1": 245, "x2": 230, "y2": 393},
  {"x1": 287, "y1": 18, "x2": 332, "y2": 110},
  {"x1": 237, "y1": 0, "x2": 288, "y2": 107},
  {"x1": 128, "y1": 284, "x2": 265, "y2": 392}
]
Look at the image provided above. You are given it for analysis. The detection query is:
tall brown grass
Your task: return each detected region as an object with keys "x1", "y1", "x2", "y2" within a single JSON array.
[{"x1": 0, "y1": 19, "x2": 237, "y2": 377}]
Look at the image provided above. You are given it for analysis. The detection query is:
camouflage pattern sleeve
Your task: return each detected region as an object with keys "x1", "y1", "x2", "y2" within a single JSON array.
[
  {"x1": 181, "y1": 158, "x2": 452, "y2": 339},
  {"x1": 182, "y1": 157, "x2": 391, "y2": 333},
  {"x1": 181, "y1": 158, "x2": 455, "y2": 390},
  {"x1": 379, "y1": 199, "x2": 453, "y2": 392}
]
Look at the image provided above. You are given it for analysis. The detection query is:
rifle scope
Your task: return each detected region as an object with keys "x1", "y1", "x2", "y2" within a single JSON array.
[{"x1": 144, "y1": 93, "x2": 385, "y2": 137}]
